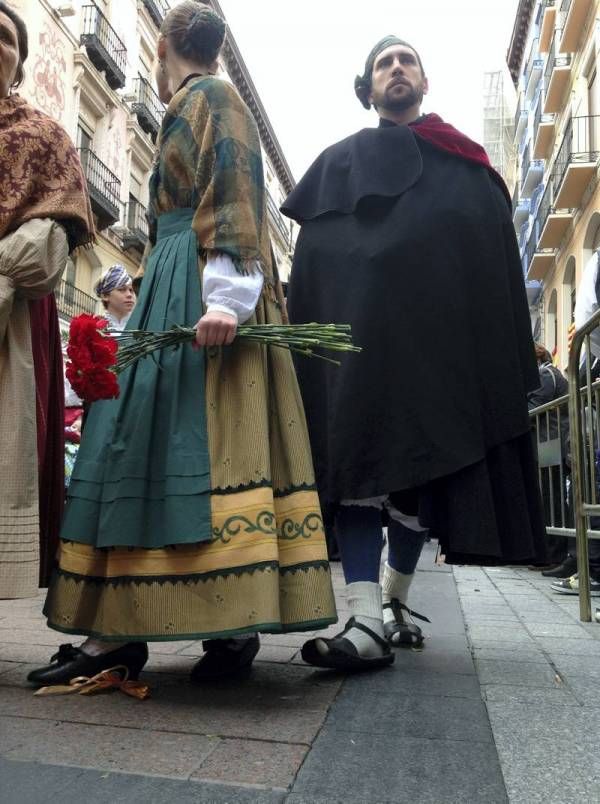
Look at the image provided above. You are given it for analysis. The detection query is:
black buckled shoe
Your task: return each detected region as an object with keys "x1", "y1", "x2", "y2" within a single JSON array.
[
  {"x1": 26, "y1": 642, "x2": 148, "y2": 687},
  {"x1": 190, "y1": 635, "x2": 260, "y2": 683}
]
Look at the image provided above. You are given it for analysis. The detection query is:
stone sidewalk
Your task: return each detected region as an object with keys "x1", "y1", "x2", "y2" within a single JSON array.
[{"x1": 1, "y1": 543, "x2": 599, "y2": 803}]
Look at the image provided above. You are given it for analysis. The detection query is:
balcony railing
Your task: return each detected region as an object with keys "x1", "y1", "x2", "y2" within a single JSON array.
[
  {"x1": 55, "y1": 279, "x2": 98, "y2": 320},
  {"x1": 123, "y1": 197, "x2": 149, "y2": 251},
  {"x1": 560, "y1": 0, "x2": 571, "y2": 10},
  {"x1": 537, "y1": 181, "x2": 553, "y2": 234},
  {"x1": 543, "y1": 30, "x2": 572, "y2": 112},
  {"x1": 525, "y1": 230, "x2": 538, "y2": 271},
  {"x1": 79, "y1": 148, "x2": 121, "y2": 229},
  {"x1": 514, "y1": 96, "x2": 527, "y2": 142},
  {"x1": 551, "y1": 116, "x2": 600, "y2": 201},
  {"x1": 521, "y1": 143, "x2": 531, "y2": 188},
  {"x1": 140, "y1": 0, "x2": 170, "y2": 28},
  {"x1": 131, "y1": 75, "x2": 164, "y2": 142},
  {"x1": 267, "y1": 190, "x2": 290, "y2": 248},
  {"x1": 524, "y1": 39, "x2": 543, "y2": 100},
  {"x1": 80, "y1": 5, "x2": 127, "y2": 90}
]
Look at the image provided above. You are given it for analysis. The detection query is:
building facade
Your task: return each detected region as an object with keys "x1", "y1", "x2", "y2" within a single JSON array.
[
  {"x1": 11, "y1": 0, "x2": 296, "y2": 330},
  {"x1": 509, "y1": 0, "x2": 600, "y2": 369},
  {"x1": 483, "y1": 69, "x2": 518, "y2": 191}
]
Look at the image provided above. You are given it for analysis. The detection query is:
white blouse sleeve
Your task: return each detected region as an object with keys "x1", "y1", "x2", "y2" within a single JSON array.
[{"x1": 202, "y1": 253, "x2": 264, "y2": 324}]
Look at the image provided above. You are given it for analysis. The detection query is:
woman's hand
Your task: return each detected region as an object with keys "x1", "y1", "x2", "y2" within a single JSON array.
[{"x1": 194, "y1": 311, "x2": 237, "y2": 348}]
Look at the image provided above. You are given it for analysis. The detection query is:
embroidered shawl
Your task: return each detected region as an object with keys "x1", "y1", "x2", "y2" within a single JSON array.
[
  {"x1": 147, "y1": 76, "x2": 272, "y2": 275},
  {"x1": 0, "y1": 95, "x2": 95, "y2": 249}
]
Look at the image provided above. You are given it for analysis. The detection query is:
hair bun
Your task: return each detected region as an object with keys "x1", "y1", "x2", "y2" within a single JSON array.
[{"x1": 189, "y1": 7, "x2": 226, "y2": 48}]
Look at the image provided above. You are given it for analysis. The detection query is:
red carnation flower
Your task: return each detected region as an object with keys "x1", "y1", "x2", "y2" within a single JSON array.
[{"x1": 66, "y1": 314, "x2": 120, "y2": 402}]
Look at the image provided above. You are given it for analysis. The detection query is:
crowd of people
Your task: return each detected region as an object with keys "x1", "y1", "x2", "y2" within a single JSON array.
[{"x1": 1, "y1": 0, "x2": 550, "y2": 687}]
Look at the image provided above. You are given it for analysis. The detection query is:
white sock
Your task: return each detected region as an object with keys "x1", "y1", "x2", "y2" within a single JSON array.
[
  {"x1": 80, "y1": 638, "x2": 128, "y2": 656},
  {"x1": 317, "y1": 581, "x2": 385, "y2": 659},
  {"x1": 381, "y1": 563, "x2": 414, "y2": 625}
]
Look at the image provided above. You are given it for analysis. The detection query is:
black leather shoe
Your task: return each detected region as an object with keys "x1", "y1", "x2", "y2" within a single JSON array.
[
  {"x1": 190, "y1": 635, "x2": 260, "y2": 683},
  {"x1": 26, "y1": 642, "x2": 148, "y2": 687},
  {"x1": 542, "y1": 555, "x2": 578, "y2": 578}
]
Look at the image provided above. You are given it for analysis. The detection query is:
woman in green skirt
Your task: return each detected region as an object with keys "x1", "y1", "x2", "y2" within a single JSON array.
[{"x1": 29, "y1": 2, "x2": 336, "y2": 687}]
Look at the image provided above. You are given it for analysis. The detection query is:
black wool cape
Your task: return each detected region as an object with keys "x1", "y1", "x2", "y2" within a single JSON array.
[{"x1": 283, "y1": 122, "x2": 547, "y2": 565}]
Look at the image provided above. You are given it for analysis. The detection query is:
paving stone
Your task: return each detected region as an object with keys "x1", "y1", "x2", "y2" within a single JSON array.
[
  {"x1": 254, "y1": 645, "x2": 298, "y2": 664},
  {"x1": 343, "y1": 666, "x2": 481, "y2": 700},
  {"x1": 482, "y1": 683, "x2": 581, "y2": 707},
  {"x1": 0, "y1": 758, "x2": 286, "y2": 804},
  {"x1": 466, "y1": 625, "x2": 536, "y2": 643},
  {"x1": 471, "y1": 646, "x2": 546, "y2": 663},
  {"x1": 486, "y1": 702, "x2": 600, "y2": 804},
  {"x1": 0, "y1": 716, "x2": 218, "y2": 778},
  {"x1": 0, "y1": 661, "x2": 16, "y2": 676},
  {"x1": 0, "y1": 664, "x2": 342, "y2": 745},
  {"x1": 474, "y1": 658, "x2": 561, "y2": 688},
  {"x1": 291, "y1": 729, "x2": 508, "y2": 803},
  {"x1": 191, "y1": 738, "x2": 307, "y2": 788},
  {"x1": 328, "y1": 688, "x2": 492, "y2": 742},
  {"x1": 260, "y1": 634, "x2": 307, "y2": 648},
  {"x1": 534, "y1": 636, "x2": 600, "y2": 655},
  {"x1": 524, "y1": 622, "x2": 595, "y2": 639},
  {"x1": 546, "y1": 654, "x2": 600, "y2": 681},
  {"x1": 0, "y1": 627, "x2": 70, "y2": 647},
  {"x1": 148, "y1": 641, "x2": 195, "y2": 655},
  {"x1": 390, "y1": 647, "x2": 475, "y2": 676},
  {"x1": 0, "y1": 643, "x2": 58, "y2": 664},
  {"x1": 567, "y1": 676, "x2": 600, "y2": 707}
]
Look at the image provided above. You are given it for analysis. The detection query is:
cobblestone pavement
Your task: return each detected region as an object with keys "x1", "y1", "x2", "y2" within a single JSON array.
[{"x1": 1, "y1": 543, "x2": 599, "y2": 803}]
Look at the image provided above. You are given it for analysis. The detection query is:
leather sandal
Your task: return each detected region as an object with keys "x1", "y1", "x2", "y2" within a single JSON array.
[
  {"x1": 27, "y1": 642, "x2": 148, "y2": 687},
  {"x1": 301, "y1": 617, "x2": 394, "y2": 671},
  {"x1": 383, "y1": 599, "x2": 430, "y2": 647}
]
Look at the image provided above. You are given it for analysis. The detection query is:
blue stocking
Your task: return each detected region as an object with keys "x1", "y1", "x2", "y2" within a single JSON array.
[{"x1": 335, "y1": 505, "x2": 384, "y2": 584}]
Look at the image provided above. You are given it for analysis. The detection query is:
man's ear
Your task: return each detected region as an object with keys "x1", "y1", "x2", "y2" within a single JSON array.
[
  {"x1": 157, "y1": 36, "x2": 167, "y2": 61},
  {"x1": 422, "y1": 76, "x2": 429, "y2": 96}
]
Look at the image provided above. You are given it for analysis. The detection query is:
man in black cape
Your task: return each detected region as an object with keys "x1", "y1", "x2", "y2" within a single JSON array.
[{"x1": 282, "y1": 36, "x2": 547, "y2": 671}]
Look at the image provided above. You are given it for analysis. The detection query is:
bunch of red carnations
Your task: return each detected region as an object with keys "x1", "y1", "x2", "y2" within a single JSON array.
[{"x1": 65, "y1": 314, "x2": 120, "y2": 402}]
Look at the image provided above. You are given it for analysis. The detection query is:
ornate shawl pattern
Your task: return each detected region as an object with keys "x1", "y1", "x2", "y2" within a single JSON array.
[
  {"x1": 0, "y1": 95, "x2": 95, "y2": 250},
  {"x1": 147, "y1": 76, "x2": 272, "y2": 275}
]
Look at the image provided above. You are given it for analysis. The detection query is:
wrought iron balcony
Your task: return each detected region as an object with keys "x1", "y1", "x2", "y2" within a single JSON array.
[
  {"x1": 514, "y1": 95, "x2": 527, "y2": 143},
  {"x1": 513, "y1": 193, "x2": 530, "y2": 228},
  {"x1": 525, "y1": 216, "x2": 555, "y2": 281},
  {"x1": 532, "y1": 91, "x2": 555, "y2": 159},
  {"x1": 523, "y1": 39, "x2": 543, "y2": 102},
  {"x1": 520, "y1": 142, "x2": 544, "y2": 197},
  {"x1": 80, "y1": 5, "x2": 127, "y2": 90},
  {"x1": 543, "y1": 31, "x2": 572, "y2": 113},
  {"x1": 55, "y1": 279, "x2": 98, "y2": 320},
  {"x1": 536, "y1": 178, "x2": 574, "y2": 250},
  {"x1": 267, "y1": 190, "x2": 290, "y2": 249},
  {"x1": 140, "y1": 0, "x2": 170, "y2": 28},
  {"x1": 131, "y1": 75, "x2": 164, "y2": 142},
  {"x1": 123, "y1": 197, "x2": 149, "y2": 252},
  {"x1": 79, "y1": 148, "x2": 122, "y2": 230},
  {"x1": 551, "y1": 115, "x2": 600, "y2": 209},
  {"x1": 540, "y1": 1, "x2": 557, "y2": 52},
  {"x1": 559, "y1": 0, "x2": 593, "y2": 53}
]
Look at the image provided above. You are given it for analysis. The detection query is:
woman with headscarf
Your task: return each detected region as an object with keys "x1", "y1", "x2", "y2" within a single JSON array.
[
  {"x1": 93, "y1": 264, "x2": 137, "y2": 331},
  {"x1": 0, "y1": 2, "x2": 95, "y2": 600},
  {"x1": 29, "y1": 1, "x2": 335, "y2": 687}
]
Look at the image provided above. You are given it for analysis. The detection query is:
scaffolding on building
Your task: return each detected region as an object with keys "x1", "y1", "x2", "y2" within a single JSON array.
[{"x1": 483, "y1": 70, "x2": 517, "y2": 192}]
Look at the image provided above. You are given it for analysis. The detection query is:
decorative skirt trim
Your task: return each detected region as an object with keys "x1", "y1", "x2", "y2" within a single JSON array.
[{"x1": 44, "y1": 563, "x2": 337, "y2": 640}]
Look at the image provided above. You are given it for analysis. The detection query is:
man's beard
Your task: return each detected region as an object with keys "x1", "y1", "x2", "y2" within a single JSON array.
[{"x1": 380, "y1": 84, "x2": 424, "y2": 113}]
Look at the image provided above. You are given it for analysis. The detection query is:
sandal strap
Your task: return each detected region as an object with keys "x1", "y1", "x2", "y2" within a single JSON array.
[
  {"x1": 341, "y1": 616, "x2": 389, "y2": 650},
  {"x1": 385, "y1": 599, "x2": 431, "y2": 624}
]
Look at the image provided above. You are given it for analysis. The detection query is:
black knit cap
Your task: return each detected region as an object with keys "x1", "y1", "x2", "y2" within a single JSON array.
[{"x1": 354, "y1": 35, "x2": 423, "y2": 109}]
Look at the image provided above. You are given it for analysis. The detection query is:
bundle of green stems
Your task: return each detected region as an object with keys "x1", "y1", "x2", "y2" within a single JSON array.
[{"x1": 111, "y1": 323, "x2": 361, "y2": 372}]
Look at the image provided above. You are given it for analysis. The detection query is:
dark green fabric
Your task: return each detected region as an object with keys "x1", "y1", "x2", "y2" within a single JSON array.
[
  {"x1": 61, "y1": 209, "x2": 212, "y2": 549},
  {"x1": 354, "y1": 35, "x2": 423, "y2": 109}
]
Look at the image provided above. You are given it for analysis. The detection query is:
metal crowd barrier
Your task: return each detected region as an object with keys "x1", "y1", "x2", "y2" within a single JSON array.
[
  {"x1": 567, "y1": 307, "x2": 600, "y2": 622},
  {"x1": 529, "y1": 307, "x2": 600, "y2": 622}
]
